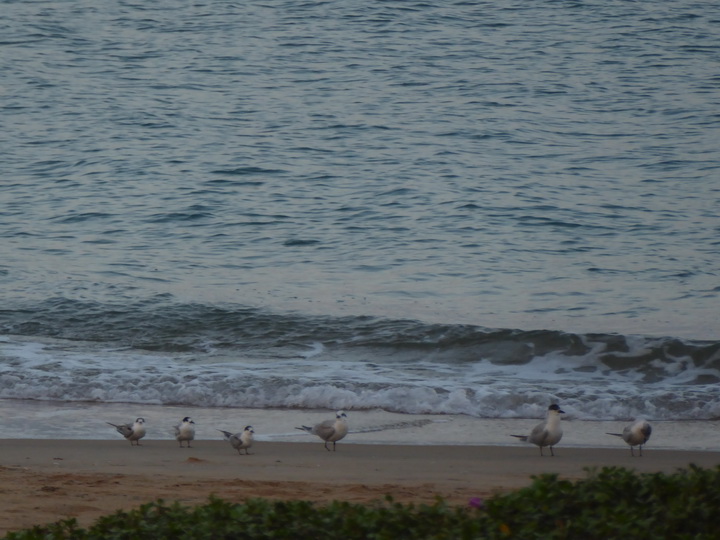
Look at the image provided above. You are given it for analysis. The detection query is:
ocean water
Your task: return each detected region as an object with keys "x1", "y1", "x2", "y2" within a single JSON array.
[{"x1": 2, "y1": 1, "x2": 720, "y2": 444}]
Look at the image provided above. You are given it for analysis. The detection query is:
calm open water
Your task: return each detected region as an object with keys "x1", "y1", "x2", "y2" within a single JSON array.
[{"x1": 1, "y1": 1, "x2": 719, "y2": 438}]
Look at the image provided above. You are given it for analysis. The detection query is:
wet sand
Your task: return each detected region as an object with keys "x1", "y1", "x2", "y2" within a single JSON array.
[{"x1": 1, "y1": 439, "x2": 718, "y2": 535}]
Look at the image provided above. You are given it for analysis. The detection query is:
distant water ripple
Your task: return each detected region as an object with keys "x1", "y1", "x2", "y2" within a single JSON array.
[{"x1": 1, "y1": 0, "x2": 719, "y2": 422}]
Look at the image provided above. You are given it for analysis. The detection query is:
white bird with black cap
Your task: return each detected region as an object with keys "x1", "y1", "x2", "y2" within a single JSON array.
[
  {"x1": 174, "y1": 416, "x2": 196, "y2": 448},
  {"x1": 107, "y1": 417, "x2": 146, "y2": 446},
  {"x1": 511, "y1": 404, "x2": 565, "y2": 456},
  {"x1": 296, "y1": 411, "x2": 348, "y2": 451},
  {"x1": 218, "y1": 425, "x2": 255, "y2": 455}
]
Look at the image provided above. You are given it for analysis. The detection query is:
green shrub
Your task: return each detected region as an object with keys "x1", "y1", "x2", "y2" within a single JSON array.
[
  {"x1": 6, "y1": 465, "x2": 720, "y2": 540},
  {"x1": 478, "y1": 464, "x2": 720, "y2": 539}
]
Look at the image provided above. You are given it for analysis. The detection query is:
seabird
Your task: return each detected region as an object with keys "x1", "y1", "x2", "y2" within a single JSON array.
[
  {"x1": 511, "y1": 404, "x2": 565, "y2": 456},
  {"x1": 218, "y1": 425, "x2": 255, "y2": 455},
  {"x1": 174, "y1": 416, "x2": 196, "y2": 448},
  {"x1": 107, "y1": 417, "x2": 146, "y2": 446},
  {"x1": 607, "y1": 419, "x2": 652, "y2": 456},
  {"x1": 296, "y1": 411, "x2": 349, "y2": 451}
]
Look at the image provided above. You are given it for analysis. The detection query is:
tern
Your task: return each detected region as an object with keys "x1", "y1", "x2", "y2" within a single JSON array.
[
  {"x1": 607, "y1": 419, "x2": 652, "y2": 456},
  {"x1": 107, "y1": 417, "x2": 146, "y2": 446},
  {"x1": 511, "y1": 404, "x2": 565, "y2": 456},
  {"x1": 174, "y1": 416, "x2": 196, "y2": 448},
  {"x1": 296, "y1": 411, "x2": 348, "y2": 451},
  {"x1": 218, "y1": 426, "x2": 255, "y2": 455}
]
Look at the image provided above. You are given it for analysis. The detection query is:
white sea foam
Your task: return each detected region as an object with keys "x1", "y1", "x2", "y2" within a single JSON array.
[
  {"x1": 2, "y1": 335, "x2": 720, "y2": 421},
  {"x1": 2, "y1": 398, "x2": 720, "y2": 451}
]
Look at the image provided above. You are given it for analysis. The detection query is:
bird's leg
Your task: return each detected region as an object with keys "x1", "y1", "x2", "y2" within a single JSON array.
[{"x1": 549, "y1": 446, "x2": 555, "y2": 457}]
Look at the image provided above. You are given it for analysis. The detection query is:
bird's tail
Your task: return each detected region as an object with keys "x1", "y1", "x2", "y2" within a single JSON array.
[
  {"x1": 295, "y1": 426, "x2": 312, "y2": 433},
  {"x1": 510, "y1": 434, "x2": 528, "y2": 442},
  {"x1": 606, "y1": 432, "x2": 623, "y2": 437},
  {"x1": 106, "y1": 422, "x2": 119, "y2": 428},
  {"x1": 217, "y1": 429, "x2": 233, "y2": 440}
]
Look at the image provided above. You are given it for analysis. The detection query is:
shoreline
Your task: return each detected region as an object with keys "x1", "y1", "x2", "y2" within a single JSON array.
[
  {"x1": 1, "y1": 439, "x2": 719, "y2": 535},
  {"x1": 4, "y1": 399, "x2": 720, "y2": 450}
]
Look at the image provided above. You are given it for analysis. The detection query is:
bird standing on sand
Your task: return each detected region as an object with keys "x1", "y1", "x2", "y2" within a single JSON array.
[
  {"x1": 607, "y1": 419, "x2": 652, "y2": 456},
  {"x1": 511, "y1": 404, "x2": 565, "y2": 456},
  {"x1": 296, "y1": 411, "x2": 348, "y2": 451},
  {"x1": 218, "y1": 425, "x2": 255, "y2": 455},
  {"x1": 107, "y1": 418, "x2": 146, "y2": 446},
  {"x1": 174, "y1": 417, "x2": 196, "y2": 448}
]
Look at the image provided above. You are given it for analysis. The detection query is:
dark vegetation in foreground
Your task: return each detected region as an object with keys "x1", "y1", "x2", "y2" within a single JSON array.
[{"x1": 5, "y1": 465, "x2": 720, "y2": 539}]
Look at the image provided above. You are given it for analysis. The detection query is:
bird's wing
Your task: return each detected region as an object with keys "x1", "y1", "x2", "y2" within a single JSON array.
[
  {"x1": 229, "y1": 434, "x2": 242, "y2": 448},
  {"x1": 530, "y1": 423, "x2": 549, "y2": 445},
  {"x1": 116, "y1": 424, "x2": 134, "y2": 437},
  {"x1": 313, "y1": 420, "x2": 336, "y2": 439}
]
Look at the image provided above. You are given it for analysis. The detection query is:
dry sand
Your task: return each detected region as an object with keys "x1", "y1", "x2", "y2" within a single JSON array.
[{"x1": 1, "y1": 439, "x2": 718, "y2": 535}]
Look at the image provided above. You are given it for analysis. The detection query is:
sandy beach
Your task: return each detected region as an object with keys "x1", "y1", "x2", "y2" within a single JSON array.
[{"x1": 1, "y1": 439, "x2": 719, "y2": 535}]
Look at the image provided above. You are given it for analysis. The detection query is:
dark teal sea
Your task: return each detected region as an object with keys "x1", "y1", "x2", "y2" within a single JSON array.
[{"x1": 2, "y1": 0, "x2": 719, "y2": 428}]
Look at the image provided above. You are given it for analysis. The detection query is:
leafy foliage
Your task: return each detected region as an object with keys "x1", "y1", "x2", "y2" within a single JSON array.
[
  {"x1": 6, "y1": 465, "x2": 720, "y2": 540},
  {"x1": 478, "y1": 464, "x2": 720, "y2": 539}
]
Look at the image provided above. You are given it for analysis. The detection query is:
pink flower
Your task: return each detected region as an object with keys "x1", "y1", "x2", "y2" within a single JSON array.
[{"x1": 468, "y1": 497, "x2": 484, "y2": 509}]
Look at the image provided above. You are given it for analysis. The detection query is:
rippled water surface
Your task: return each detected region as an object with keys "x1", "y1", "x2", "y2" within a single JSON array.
[
  {"x1": 1, "y1": 1, "x2": 719, "y2": 427},
  {"x1": 3, "y1": 0, "x2": 719, "y2": 336}
]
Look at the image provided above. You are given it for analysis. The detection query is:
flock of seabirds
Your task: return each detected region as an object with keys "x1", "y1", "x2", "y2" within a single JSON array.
[{"x1": 107, "y1": 405, "x2": 653, "y2": 457}]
